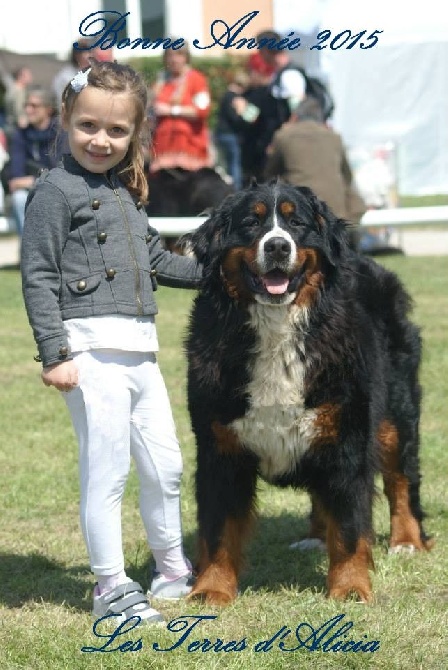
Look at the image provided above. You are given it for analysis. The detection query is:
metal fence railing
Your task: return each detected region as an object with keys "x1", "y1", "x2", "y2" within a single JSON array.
[{"x1": 2, "y1": 206, "x2": 448, "y2": 236}]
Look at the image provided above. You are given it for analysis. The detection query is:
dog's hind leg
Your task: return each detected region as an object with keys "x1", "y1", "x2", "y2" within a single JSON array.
[
  {"x1": 379, "y1": 419, "x2": 434, "y2": 553},
  {"x1": 380, "y1": 314, "x2": 433, "y2": 553},
  {"x1": 189, "y1": 422, "x2": 258, "y2": 605}
]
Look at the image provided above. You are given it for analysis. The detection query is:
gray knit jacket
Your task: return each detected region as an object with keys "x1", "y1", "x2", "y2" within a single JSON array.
[{"x1": 21, "y1": 155, "x2": 202, "y2": 367}]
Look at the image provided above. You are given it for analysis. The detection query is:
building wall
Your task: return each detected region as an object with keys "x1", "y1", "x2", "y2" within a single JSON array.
[
  {"x1": 0, "y1": 0, "x2": 101, "y2": 59},
  {"x1": 0, "y1": 0, "x2": 275, "y2": 59},
  {"x1": 201, "y1": 0, "x2": 273, "y2": 54},
  {"x1": 165, "y1": 0, "x2": 203, "y2": 50}
]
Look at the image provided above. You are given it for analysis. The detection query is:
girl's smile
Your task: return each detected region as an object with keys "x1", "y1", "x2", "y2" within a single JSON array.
[{"x1": 62, "y1": 87, "x2": 136, "y2": 174}]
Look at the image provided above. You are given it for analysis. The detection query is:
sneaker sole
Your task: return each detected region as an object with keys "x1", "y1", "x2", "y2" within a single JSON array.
[{"x1": 147, "y1": 588, "x2": 193, "y2": 601}]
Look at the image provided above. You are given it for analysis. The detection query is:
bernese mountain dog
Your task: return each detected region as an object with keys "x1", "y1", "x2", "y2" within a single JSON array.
[{"x1": 184, "y1": 180, "x2": 433, "y2": 604}]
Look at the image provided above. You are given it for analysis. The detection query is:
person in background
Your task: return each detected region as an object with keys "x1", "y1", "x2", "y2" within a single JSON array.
[
  {"x1": 52, "y1": 39, "x2": 113, "y2": 104},
  {"x1": 0, "y1": 126, "x2": 7, "y2": 213},
  {"x1": 246, "y1": 29, "x2": 308, "y2": 178},
  {"x1": 264, "y1": 96, "x2": 366, "y2": 250},
  {"x1": 149, "y1": 41, "x2": 211, "y2": 172},
  {"x1": 246, "y1": 52, "x2": 276, "y2": 89},
  {"x1": 0, "y1": 76, "x2": 6, "y2": 128},
  {"x1": 21, "y1": 61, "x2": 201, "y2": 624},
  {"x1": 4, "y1": 66, "x2": 33, "y2": 134},
  {"x1": 92, "y1": 45, "x2": 114, "y2": 63},
  {"x1": 214, "y1": 70, "x2": 251, "y2": 190},
  {"x1": 257, "y1": 29, "x2": 307, "y2": 130},
  {"x1": 237, "y1": 52, "x2": 276, "y2": 183},
  {"x1": 8, "y1": 85, "x2": 62, "y2": 236}
]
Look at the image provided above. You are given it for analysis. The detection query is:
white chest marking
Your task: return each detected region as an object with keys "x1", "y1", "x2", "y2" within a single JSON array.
[{"x1": 230, "y1": 304, "x2": 317, "y2": 480}]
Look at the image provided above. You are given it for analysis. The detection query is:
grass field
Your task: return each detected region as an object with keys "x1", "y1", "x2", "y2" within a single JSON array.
[{"x1": 0, "y1": 256, "x2": 447, "y2": 670}]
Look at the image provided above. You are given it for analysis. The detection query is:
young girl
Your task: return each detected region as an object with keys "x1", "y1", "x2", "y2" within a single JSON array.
[{"x1": 21, "y1": 61, "x2": 202, "y2": 624}]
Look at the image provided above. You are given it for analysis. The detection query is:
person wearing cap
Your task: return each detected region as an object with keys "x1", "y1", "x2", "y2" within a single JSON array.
[
  {"x1": 246, "y1": 52, "x2": 276, "y2": 87},
  {"x1": 237, "y1": 30, "x2": 308, "y2": 181},
  {"x1": 236, "y1": 49, "x2": 279, "y2": 182}
]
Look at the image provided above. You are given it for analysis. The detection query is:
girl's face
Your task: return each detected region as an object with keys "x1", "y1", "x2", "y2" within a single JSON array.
[{"x1": 62, "y1": 87, "x2": 136, "y2": 174}]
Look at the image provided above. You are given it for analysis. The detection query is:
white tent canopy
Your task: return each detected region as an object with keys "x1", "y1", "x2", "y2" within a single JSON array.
[{"x1": 274, "y1": 0, "x2": 448, "y2": 195}]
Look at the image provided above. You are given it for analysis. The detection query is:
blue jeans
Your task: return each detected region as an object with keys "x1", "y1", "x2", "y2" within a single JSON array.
[
  {"x1": 11, "y1": 188, "x2": 29, "y2": 236},
  {"x1": 215, "y1": 132, "x2": 242, "y2": 190}
]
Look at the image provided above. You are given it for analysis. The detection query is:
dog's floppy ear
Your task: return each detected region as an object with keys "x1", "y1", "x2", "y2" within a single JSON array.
[
  {"x1": 296, "y1": 187, "x2": 348, "y2": 266},
  {"x1": 174, "y1": 203, "x2": 230, "y2": 266}
]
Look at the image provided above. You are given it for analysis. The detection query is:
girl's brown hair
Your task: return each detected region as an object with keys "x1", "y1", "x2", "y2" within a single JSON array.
[{"x1": 61, "y1": 60, "x2": 150, "y2": 203}]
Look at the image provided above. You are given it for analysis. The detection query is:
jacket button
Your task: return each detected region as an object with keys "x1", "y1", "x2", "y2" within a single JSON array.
[
  {"x1": 77, "y1": 280, "x2": 87, "y2": 291},
  {"x1": 136, "y1": 201, "x2": 143, "y2": 210},
  {"x1": 97, "y1": 232, "x2": 107, "y2": 243},
  {"x1": 149, "y1": 269, "x2": 157, "y2": 277},
  {"x1": 145, "y1": 234, "x2": 153, "y2": 243},
  {"x1": 59, "y1": 346, "x2": 69, "y2": 358},
  {"x1": 106, "y1": 268, "x2": 116, "y2": 279},
  {"x1": 92, "y1": 199, "x2": 101, "y2": 210}
]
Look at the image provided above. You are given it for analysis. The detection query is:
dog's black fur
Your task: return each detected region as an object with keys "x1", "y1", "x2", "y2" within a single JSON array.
[
  {"x1": 146, "y1": 167, "x2": 234, "y2": 217},
  {"x1": 185, "y1": 181, "x2": 432, "y2": 604}
]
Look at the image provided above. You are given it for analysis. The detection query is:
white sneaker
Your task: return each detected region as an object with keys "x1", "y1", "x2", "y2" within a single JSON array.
[
  {"x1": 149, "y1": 570, "x2": 195, "y2": 600},
  {"x1": 92, "y1": 580, "x2": 164, "y2": 624}
]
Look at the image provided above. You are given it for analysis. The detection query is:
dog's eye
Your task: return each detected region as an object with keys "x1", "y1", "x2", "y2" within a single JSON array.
[{"x1": 289, "y1": 218, "x2": 303, "y2": 227}]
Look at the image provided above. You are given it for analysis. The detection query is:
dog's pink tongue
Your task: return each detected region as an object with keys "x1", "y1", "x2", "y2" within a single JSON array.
[{"x1": 262, "y1": 273, "x2": 289, "y2": 295}]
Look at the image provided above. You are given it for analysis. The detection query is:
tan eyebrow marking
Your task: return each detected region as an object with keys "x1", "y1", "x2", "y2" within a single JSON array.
[
  {"x1": 279, "y1": 201, "x2": 295, "y2": 216},
  {"x1": 252, "y1": 202, "x2": 267, "y2": 217}
]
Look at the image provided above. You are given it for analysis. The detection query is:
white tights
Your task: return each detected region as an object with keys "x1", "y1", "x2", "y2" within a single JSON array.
[{"x1": 63, "y1": 350, "x2": 188, "y2": 578}]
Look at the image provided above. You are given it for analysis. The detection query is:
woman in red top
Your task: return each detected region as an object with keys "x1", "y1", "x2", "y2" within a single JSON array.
[{"x1": 150, "y1": 43, "x2": 212, "y2": 172}]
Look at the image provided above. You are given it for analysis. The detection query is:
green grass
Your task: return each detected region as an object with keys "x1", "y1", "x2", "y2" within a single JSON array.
[
  {"x1": 399, "y1": 194, "x2": 448, "y2": 208},
  {"x1": 1, "y1": 257, "x2": 447, "y2": 669}
]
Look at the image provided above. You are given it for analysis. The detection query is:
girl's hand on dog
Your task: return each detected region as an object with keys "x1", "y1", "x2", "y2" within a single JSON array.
[{"x1": 42, "y1": 360, "x2": 79, "y2": 392}]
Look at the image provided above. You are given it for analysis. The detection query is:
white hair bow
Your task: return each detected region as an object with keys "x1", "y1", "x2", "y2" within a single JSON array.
[{"x1": 71, "y1": 68, "x2": 91, "y2": 93}]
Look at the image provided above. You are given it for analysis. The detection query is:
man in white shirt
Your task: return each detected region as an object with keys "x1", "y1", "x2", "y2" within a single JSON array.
[
  {"x1": 237, "y1": 30, "x2": 307, "y2": 180},
  {"x1": 257, "y1": 30, "x2": 306, "y2": 117}
]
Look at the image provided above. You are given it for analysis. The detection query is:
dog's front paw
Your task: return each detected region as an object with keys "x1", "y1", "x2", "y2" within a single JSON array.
[
  {"x1": 188, "y1": 564, "x2": 239, "y2": 606},
  {"x1": 389, "y1": 536, "x2": 435, "y2": 554},
  {"x1": 328, "y1": 583, "x2": 372, "y2": 603},
  {"x1": 189, "y1": 585, "x2": 237, "y2": 606},
  {"x1": 388, "y1": 543, "x2": 417, "y2": 555}
]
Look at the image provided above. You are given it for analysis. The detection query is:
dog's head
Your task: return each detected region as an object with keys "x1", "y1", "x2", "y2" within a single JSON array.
[{"x1": 188, "y1": 180, "x2": 349, "y2": 307}]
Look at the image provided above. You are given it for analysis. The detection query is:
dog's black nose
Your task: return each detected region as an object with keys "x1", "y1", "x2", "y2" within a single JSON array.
[{"x1": 264, "y1": 236, "x2": 291, "y2": 260}]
